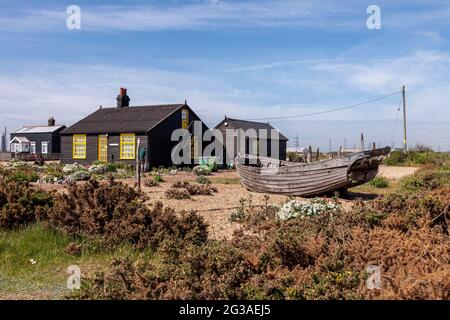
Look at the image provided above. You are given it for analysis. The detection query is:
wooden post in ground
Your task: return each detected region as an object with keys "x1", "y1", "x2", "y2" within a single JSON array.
[
  {"x1": 307, "y1": 145, "x2": 312, "y2": 163},
  {"x1": 338, "y1": 146, "x2": 342, "y2": 156},
  {"x1": 316, "y1": 148, "x2": 320, "y2": 161},
  {"x1": 136, "y1": 137, "x2": 141, "y2": 192},
  {"x1": 372, "y1": 142, "x2": 376, "y2": 150}
]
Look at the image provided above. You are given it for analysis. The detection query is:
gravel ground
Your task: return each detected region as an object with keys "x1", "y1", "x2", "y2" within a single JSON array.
[
  {"x1": 377, "y1": 165, "x2": 420, "y2": 180},
  {"x1": 33, "y1": 165, "x2": 420, "y2": 240}
]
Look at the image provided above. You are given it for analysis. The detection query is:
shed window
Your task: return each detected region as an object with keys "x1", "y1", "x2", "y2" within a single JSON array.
[
  {"x1": 73, "y1": 134, "x2": 86, "y2": 159},
  {"x1": 30, "y1": 142, "x2": 36, "y2": 154},
  {"x1": 120, "y1": 133, "x2": 135, "y2": 160},
  {"x1": 42, "y1": 142, "x2": 48, "y2": 154}
]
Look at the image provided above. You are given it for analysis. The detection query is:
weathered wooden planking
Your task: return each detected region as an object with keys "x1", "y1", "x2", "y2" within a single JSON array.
[{"x1": 236, "y1": 147, "x2": 390, "y2": 196}]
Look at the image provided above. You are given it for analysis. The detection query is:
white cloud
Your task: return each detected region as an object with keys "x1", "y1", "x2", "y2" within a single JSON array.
[
  {"x1": 1, "y1": 50, "x2": 450, "y2": 150},
  {"x1": 416, "y1": 31, "x2": 444, "y2": 43},
  {"x1": 2, "y1": 0, "x2": 449, "y2": 32}
]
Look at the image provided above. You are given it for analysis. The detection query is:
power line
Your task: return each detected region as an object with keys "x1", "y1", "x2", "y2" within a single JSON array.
[{"x1": 247, "y1": 91, "x2": 401, "y2": 121}]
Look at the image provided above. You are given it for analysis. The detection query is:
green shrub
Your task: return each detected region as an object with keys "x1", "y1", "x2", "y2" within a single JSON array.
[
  {"x1": 400, "y1": 170, "x2": 448, "y2": 192},
  {"x1": 6, "y1": 171, "x2": 39, "y2": 183},
  {"x1": 69, "y1": 170, "x2": 91, "y2": 182},
  {"x1": 105, "y1": 163, "x2": 118, "y2": 172},
  {"x1": 153, "y1": 174, "x2": 164, "y2": 183},
  {"x1": 369, "y1": 176, "x2": 389, "y2": 188},
  {"x1": 364, "y1": 211, "x2": 388, "y2": 227},
  {"x1": 196, "y1": 175, "x2": 210, "y2": 184},
  {"x1": 43, "y1": 178, "x2": 207, "y2": 249},
  {"x1": 383, "y1": 149, "x2": 449, "y2": 166},
  {"x1": 287, "y1": 151, "x2": 303, "y2": 162},
  {"x1": 144, "y1": 179, "x2": 159, "y2": 187},
  {"x1": 171, "y1": 181, "x2": 218, "y2": 196},
  {"x1": 165, "y1": 187, "x2": 191, "y2": 200},
  {"x1": 0, "y1": 179, "x2": 53, "y2": 229}
]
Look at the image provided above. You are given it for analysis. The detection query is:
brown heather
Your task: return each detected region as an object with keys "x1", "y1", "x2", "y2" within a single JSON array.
[{"x1": 77, "y1": 184, "x2": 449, "y2": 300}]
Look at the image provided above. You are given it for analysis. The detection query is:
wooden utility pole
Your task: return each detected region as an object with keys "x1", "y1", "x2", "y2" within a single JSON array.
[
  {"x1": 294, "y1": 135, "x2": 300, "y2": 150},
  {"x1": 402, "y1": 85, "x2": 408, "y2": 152},
  {"x1": 360, "y1": 133, "x2": 365, "y2": 151}
]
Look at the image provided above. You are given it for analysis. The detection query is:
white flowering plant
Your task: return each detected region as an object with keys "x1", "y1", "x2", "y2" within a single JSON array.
[
  {"x1": 88, "y1": 164, "x2": 109, "y2": 174},
  {"x1": 276, "y1": 198, "x2": 340, "y2": 220},
  {"x1": 63, "y1": 163, "x2": 85, "y2": 174}
]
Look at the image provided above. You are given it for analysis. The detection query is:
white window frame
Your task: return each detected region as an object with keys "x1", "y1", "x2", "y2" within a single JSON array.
[
  {"x1": 42, "y1": 141, "x2": 48, "y2": 154},
  {"x1": 30, "y1": 142, "x2": 36, "y2": 154}
]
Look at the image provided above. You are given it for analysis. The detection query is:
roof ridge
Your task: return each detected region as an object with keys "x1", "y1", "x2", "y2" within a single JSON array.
[{"x1": 99, "y1": 104, "x2": 185, "y2": 110}]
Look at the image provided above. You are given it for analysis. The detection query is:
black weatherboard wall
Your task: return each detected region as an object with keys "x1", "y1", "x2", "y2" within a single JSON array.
[
  {"x1": 10, "y1": 130, "x2": 65, "y2": 154},
  {"x1": 215, "y1": 117, "x2": 288, "y2": 162},
  {"x1": 148, "y1": 107, "x2": 209, "y2": 167}
]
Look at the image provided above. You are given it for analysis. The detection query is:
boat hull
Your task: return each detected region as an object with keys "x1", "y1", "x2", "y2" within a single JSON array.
[{"x1": 235, "y1": 147, "x2": 390, "y2": 196}]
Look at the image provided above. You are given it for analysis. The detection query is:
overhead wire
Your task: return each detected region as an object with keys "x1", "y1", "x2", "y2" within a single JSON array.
[{"x1": 246, "y1": 91, "x2": 402, "y2": 121}]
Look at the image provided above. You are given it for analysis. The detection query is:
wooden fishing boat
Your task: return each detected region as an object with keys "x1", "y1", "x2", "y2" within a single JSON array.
[{"x1": 235, "y1": 147, "x2": 391, "y2": 196}]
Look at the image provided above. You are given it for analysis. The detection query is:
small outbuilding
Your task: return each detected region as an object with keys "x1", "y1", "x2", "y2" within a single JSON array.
[
  {"x1": 10, "y1": 117, "x2": 66, "y2": 157},
  {"x1": 215, "y1": 117, "x2": 289, "y2": 163}
]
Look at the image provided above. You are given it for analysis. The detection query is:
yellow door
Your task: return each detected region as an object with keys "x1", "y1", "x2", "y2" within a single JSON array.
[{"x1": 98, "y1": 135, "x2": 108, "y2": 162}]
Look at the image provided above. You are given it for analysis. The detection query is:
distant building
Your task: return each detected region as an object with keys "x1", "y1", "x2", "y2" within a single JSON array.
[
  {"x1": 287, "y1": 147, "x2": 306, "y2": 153},
  {"x1": 10, "y1": 117, "x2": 66, "y2": 156},
  {"x1": 215, "y1": 117, "x2": 289, "y2": 163},
  {"x1": 1, "y1": 128, "x2": 6, "y2": 152}
]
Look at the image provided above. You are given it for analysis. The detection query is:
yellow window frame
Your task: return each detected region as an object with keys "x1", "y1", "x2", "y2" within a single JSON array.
[
  {"x1": 181, "y1": 108, "x2": 189, "y2": 129},
  {"x1": 73, "y1": 134, "x2": 86, "y2": 159},
  {"x1": 98, "y1": 135, "x2": 108, "y2": 162},
  {"x1": 120, "y1": 133, "x2": 136, "y2": 160}
]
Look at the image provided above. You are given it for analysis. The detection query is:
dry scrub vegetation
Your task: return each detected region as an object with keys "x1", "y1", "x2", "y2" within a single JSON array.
[{"x1": 0, "y1": 158, "x2": 449, "y2": 300}]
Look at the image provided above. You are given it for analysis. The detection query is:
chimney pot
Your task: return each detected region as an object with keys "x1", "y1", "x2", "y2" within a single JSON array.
[
  {"x1": 117, "y1": 87, "x2": 130, "y2": 108},
  {"x1": 48, "y1": 117, "x2": 55, "y2": 126}
]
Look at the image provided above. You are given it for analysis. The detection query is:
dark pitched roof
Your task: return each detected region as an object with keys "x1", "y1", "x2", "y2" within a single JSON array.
[
  {"x1": 215, "y1": 117, "x2": 289, "y2": 141},
  {"x1": 61, "y1": 104, "x2": 184, "y2": 134}
]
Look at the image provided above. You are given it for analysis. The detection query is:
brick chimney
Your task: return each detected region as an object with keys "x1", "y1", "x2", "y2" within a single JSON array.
[
  {"x1": 48, "y1": 117, "x2": 55, "y2": 126},
  {"x1": 116, "y1": 87, "x2": 130, "y2": 108}
]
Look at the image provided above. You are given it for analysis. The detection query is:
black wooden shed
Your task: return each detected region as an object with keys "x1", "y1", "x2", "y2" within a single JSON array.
[
  {"x1": 60, "y1": 88, "x2": 208, "y2": 169},
  {"x1": 215, "y1": 117, "x2": 289, "y2": 164},
  {"x1": 10, "y1": 117, "x2": 65, "y2": 156}
]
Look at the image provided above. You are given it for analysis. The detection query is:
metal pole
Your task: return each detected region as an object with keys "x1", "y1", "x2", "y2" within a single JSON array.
[{"x1": 402, "y1": 85, "x2": 408, "y2": 152}]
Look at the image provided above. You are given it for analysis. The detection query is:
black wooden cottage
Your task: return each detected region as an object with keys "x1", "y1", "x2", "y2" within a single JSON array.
[
  {"x1": 10, "y1": 117, "x2": 65, "y2": 157},
  {"x1": 215, "y1": 117, "x2": 288, "y2": 163},
  {"x1": 60, "y1": 88, "x2": 208, "y2": 169}
]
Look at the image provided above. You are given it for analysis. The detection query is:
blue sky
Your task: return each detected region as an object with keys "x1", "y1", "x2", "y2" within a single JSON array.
[{"x1": 0, "y1": 0, "x2": 449, "y2": 150}]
